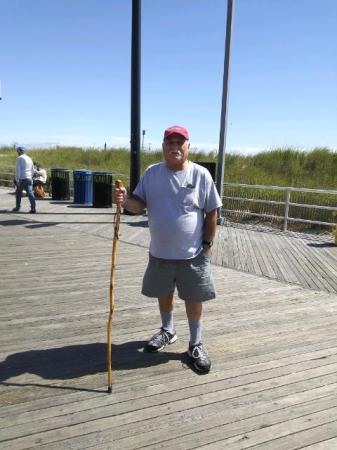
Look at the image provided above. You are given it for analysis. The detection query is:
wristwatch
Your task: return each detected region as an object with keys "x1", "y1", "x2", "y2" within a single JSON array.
[{"x1": 202, "y1": 239, "x2": 213, "y2": 248}]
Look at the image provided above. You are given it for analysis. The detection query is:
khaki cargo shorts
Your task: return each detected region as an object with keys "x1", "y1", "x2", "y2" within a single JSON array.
[{"x1": 142, "y1": 251, "x2": 216, "y2": 302}]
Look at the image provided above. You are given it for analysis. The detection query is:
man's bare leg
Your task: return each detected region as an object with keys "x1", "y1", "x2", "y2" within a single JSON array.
[
  {"x1": 185, "y1": 299, "x2": 202, "y2": 321},
  {"x1": 158, "y1": 291, "x2": 174, "y2": 311},
  {"x1": 158, "y1": 292, "x2": 175, "y2": 334}
]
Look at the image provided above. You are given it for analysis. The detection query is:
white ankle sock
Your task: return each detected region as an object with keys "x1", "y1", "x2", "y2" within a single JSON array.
[
  {"x1": 188, "y1": 319, "x2": 202, "y2": 347},
  {"x1": 160, "y1": 310, "x2": 174, "y2": 334}
]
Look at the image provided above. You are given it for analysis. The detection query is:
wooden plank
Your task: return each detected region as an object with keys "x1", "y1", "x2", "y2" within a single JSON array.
[
  {"x1": 241, "y1": 228, "x2": 264, "y2": 276},
  {"x1": 281, "y1": 246, "x2": 320, "y2": 290},
  {"x1": 259, "y1": 232, "x2": 287, "y2": 282},
  {"x1": 251, "y1": 422, "x2": 337, "y2": 450},
  {"x1": 234, "y1": 229, "x2": 247, "y2": 272},
  {"x1": 37, "y1": 392, "x2": 337, "y2": 450},
  {"x1": 301, "y1": 436, "x2": 337, "y2": 450},
  {"x1": 110, "y1": 398, "x2": 337, "y2": 449},
  {"x1": 263, "y1": 234, "x2": 297, "y2": 282},
  {"x1": 286, "y1": 237, "x2": 337, "y2": 292},
  {"x1": 247, "y1": 230, "x2": 276, "y2": 279},
  {"x1": 238, "y1": 228, "x2": 254, "y2": 273},
  {"x1": 2, "y1": 381, "x2": 337, "y2": 449}
]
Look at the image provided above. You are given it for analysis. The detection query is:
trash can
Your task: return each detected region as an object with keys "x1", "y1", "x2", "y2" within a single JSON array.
[
  {"x1": 73, "y1": 169, "x2": 93, "y2": 205},
  {"x1": 51, "y1": 168, "x2": 71, "y2": 200},
  {"x1": 195, "y1": 162, "x2": 216, "y2": 182},
  {"x1": 92, "y1": 171, "x2": 113, "y2": 208}
]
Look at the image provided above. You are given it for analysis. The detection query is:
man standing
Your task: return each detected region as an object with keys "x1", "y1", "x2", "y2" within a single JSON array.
[
  {"x1": 13, "y1": 146, "x2": 36, "y2": 213},
  {"x1": 113, "y1": 125, "x2": 222, "y2": 373}
]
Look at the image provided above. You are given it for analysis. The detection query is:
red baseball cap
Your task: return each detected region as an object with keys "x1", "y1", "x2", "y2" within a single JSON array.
[{"x1": 164, "y1": 125, "x2": 189, "y2": 141}]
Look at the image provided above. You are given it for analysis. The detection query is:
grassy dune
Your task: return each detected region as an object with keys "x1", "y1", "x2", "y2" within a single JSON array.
[
  {"x1": 1, "y1": 145, "x2": 336, "y2": 231},
  {"x1": 0, "y1": 145, "x2": 336, "y2": 190}
]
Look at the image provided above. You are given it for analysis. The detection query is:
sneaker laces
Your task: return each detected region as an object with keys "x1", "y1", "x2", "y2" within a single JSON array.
[
  {"x1": 190, "y1": 343, "x2": 208, "y2": 361},
  {"x1": 151, "y1": 329, "x2": 171, "y2": 346}
]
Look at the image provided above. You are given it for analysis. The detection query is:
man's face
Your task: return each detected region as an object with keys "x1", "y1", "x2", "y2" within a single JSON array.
[{"x1": 162, "y1": 133, "x2": 190, "y2": 169}]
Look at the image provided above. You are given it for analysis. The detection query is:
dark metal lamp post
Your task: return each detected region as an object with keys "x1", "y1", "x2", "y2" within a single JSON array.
[
  {"x1": 216, "y1": 0, "x2": 235, "y2": 224},
  {"x1": 130, "y1": 0, "x2": 141, "y2": 193}
]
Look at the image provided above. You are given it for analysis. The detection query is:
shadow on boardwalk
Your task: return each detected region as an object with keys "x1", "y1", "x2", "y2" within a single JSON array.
[
  {"x1": 0, "y1": 342, "x2": 202, "y2": 395},
  {"x1": 0, "y1": 342, "x2": 184, "y2": 385}
]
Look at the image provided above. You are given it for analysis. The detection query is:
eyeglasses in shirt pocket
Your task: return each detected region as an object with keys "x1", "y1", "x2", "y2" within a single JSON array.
[{"x1": 179, "y1": 186, "x2": 199, "y2": 212}]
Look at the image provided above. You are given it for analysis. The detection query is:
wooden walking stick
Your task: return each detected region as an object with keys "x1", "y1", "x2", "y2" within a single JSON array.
[{"x1": 107, "y1": 179, "x2": 124, "y2": 393}]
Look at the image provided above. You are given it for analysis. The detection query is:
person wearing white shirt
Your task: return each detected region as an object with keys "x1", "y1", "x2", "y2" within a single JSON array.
[
  {"x1": 33, "y1": 164, "x2": 47, "y2": 185},
  {"x1": 32, "y1": 163, "x2": 48, "y2": 199},
  {"x1": 13, "y1": 146, "x2": 36, "y2": 213}
]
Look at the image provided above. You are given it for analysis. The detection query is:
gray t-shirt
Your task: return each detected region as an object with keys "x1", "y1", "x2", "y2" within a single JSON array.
[{"x1": 133, "y1": 161, "x2": 222, "y2": 259}]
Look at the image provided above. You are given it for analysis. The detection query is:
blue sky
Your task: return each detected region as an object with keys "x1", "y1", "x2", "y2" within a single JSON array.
[{"x1": 1, "y1": 0, "x2": 336, "y2": 154}]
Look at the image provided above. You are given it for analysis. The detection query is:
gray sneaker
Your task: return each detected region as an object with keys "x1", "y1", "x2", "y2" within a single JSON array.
[
  {"x1": 146, "y1": 328, "x2": 177, "y2": 352},
  {"x1": 188, "y1": 343, "x2": 211, "y2": 373}
]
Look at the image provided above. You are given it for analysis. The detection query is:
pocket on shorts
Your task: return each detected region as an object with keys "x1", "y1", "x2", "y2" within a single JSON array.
[
  {"x1": 191, "y1": 251, "x2": 210, "y2": 270},
  {"x1": 200, "y1": 250, "x2": 211, "y2": 263}
]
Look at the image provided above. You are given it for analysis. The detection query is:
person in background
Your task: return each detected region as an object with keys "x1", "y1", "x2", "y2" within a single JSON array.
[
  {"x1": 33, "y1": 163, "x2": 48, "y2": 199},
  {"x1": 12, "y1": 146, "x2": 36, "y2": 213},
  {"x1": 113, "y1": 125, "x2": 222, "y2": 373},
  {"x1": 33, "y1": 163, "x2": 47, "y2": 187}
]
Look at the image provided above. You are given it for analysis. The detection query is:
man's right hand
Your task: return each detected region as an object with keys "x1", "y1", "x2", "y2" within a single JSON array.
[{"x1": 113, "y1": 186, "x2": 127, "y2": 205}]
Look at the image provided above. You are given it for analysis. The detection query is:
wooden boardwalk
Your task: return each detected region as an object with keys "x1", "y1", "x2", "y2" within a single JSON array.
[
  {"x1": 1, "y1": 188, "x2": 337, "y2": 449},
  {"x1": 1, "y1": 188, "x2": 336, "y2": 294}
]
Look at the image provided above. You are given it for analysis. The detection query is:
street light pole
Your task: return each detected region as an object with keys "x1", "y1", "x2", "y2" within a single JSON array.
[
  {"x1": 130, "y1": 0, "x2": 141, "y2": 193},
  {"x1": 141, "y1": 129, "x2": 146, "y2": 151},
  {"x1": 216, "y1": 0, "x2": 235, "y2": 222}
]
